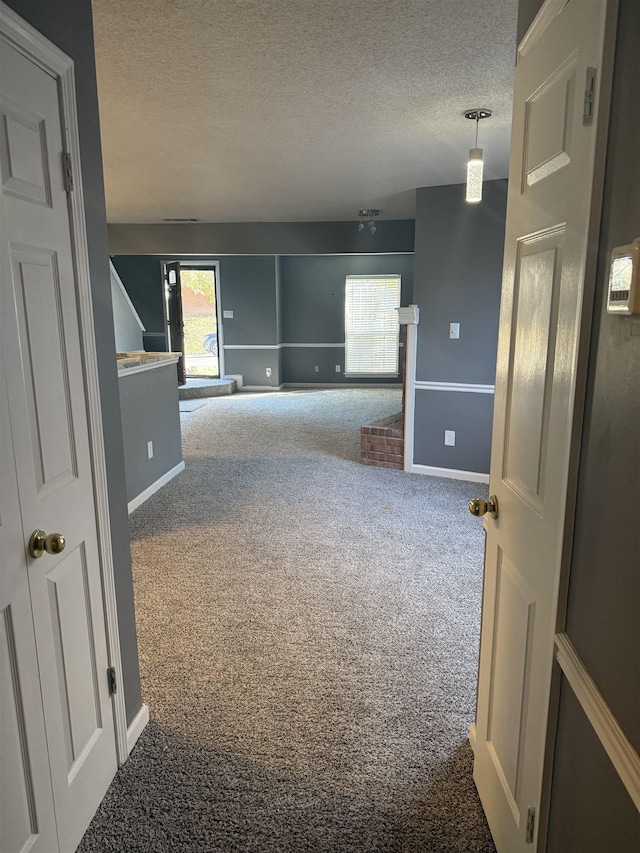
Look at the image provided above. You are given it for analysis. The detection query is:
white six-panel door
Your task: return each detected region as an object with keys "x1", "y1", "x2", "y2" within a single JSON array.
[
  {"x1": 1, "y1": 367, "x2": 59, "y2": 853},
  {"x1": 0, "y1": 29, "x2": 118, "y2": 853},
  {"x1": 473, "y1": 1, "x2": 613, "y2": 850}
]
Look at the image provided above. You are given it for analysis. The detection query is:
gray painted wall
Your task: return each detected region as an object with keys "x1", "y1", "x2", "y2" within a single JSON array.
[
  {"x1": 414, "y1": 181, "x2": 507, "y2": 385},
  {"x1": 112, "y1": 253, "x2": 414, "y2": 388},
  {"x1": 412, "y1": 180, "x2": 508, "y2": 473},
  {"x1": 109, "y1": 219, "x2": 415, "y2": 256},
  {"x1": 547, "y1": 0, "x2": 640, "y2": 847},
  {"x1": 547, "y1": 682, "x2": 640, "y2": 852},
  {"x1": 279, "y1": 254, "x2": 413, "y2": 385},
  {"x1": 413, "y1": 390, "x2": 494, "y2": 472},
  {"x1": 5, "y1": 0, "x2": 142, "y2": 723},
  {"x1": 516, "y1": 0, "x2": 544, "y2": 43},
  {"x1": 118, "y1": 365, "x2": 183, "y2": 503},
  {"x1": 216, "y1": 256, "x2": 281, "y2": 388},
  {"x1": 218, "y1": 256, "x2": 278, "y2": 345}
]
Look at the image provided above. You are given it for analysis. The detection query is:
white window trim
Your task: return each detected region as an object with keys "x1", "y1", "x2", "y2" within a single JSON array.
[{"x1": 344, "y1": 274, "x2": 401, "y2": 377}]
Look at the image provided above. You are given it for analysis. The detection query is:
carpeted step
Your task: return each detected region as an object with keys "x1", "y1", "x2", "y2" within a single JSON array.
[{"x1": 178, "y1": 378, "x2": 237, "y2": 400}]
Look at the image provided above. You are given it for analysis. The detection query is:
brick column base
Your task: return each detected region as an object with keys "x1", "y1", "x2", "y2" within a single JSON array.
[{"x1": 360, "y1": 413, "x2": 404, "y2": 470}]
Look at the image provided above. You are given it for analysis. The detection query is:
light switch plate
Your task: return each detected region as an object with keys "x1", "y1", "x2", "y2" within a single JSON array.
[
  {"x1": 223, "y1": 310, "x2": 234, "y2": 319},
  {"x1": 444, "y1": 430, "x2": 456, "y2": 446},
  {"x1": 449, "y1": 322, "x2": 460, "y2": 339}
]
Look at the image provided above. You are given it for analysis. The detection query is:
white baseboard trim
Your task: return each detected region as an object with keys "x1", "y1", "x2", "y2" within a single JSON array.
[
  {"x1": 415, "y1": 381, "x2": 495, "y2": 394},
  {"x1": 126, "y1": 703, "x2": 149, "y2": 756},
  {"x1": 241, "y1": 384, "x2": 285, "y2": 392},
  {"x1": 468, "y1": 723, "x2": 477, "y2": 753},
  {"x1": 555, "y1": 632, "x2": 640, "y2": 812},
  {"x1": 283, "y1": 382, "x2": 400, "y2": 389},
  {"x1": 410, "y1": 463, "x2": 490, "y2": 484},
  {"x1": 127, "y1": 461, "x2": 185, "y2": 514}
]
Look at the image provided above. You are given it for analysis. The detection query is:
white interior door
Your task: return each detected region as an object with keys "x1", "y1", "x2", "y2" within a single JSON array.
[
  {"x1": 0, "y1": 32, "x2": 117, "y2": 853},
  {"x1": 473, "y1": 1, "x2": 613, "y2": 850},
  {"x1": 1, "y1": 367, "x2": 59, "y2": 853}
]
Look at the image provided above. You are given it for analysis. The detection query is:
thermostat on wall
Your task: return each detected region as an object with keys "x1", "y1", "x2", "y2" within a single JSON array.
[{"x1": 607, "y1": 238, "x2": 640, "y2": 314}]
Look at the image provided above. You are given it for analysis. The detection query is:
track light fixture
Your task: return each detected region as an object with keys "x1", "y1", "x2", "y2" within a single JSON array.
[
  {"x1": 358, "y1": 209, "x2": 380, "y2": 234},
  {"x1": 464, "y1": 109, "x2": 492, "y2": 203}
]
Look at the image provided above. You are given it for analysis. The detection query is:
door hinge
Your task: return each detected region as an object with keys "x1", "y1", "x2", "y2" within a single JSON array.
[
  {"x1": 107, "y1": 666, "x2": 117, "y2": 695},
  {"x1": 525, "y1": 806, "x2": 536, "y2": 844},
  {"x1": 583, "y1": 67, "x2": 597, "y2": 125},
  {"x1": 62, "y1": 152, "x2": 74, "y2": 192}
]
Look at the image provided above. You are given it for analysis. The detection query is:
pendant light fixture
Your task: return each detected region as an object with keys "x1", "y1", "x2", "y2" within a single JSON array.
[{"x1": 464, "y1": 109, "x2": 492, "y2": 203}]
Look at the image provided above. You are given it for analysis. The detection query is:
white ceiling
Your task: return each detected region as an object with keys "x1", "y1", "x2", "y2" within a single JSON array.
[{"x1": 92, "y1": 0, "x2": 518, "y2": 223}]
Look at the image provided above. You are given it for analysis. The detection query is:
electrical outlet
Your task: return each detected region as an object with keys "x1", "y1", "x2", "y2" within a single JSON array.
[
  {"x1": 314, "y1": 365, "x2": 319, "y2": 372},
  {"x1": 147, "y1": 440, "x2": 154, "y2": 459},
  {"x1": 444, "y1": 430, "x2": 455, "y2": 446},
  {"x1": 266, "y1": 367, "x2": 272, "y2": 378},
  {"x1": 335, "y1": 364, "x2": 341, "y2": 372},
  {"x1": 449, "y1": 322, "x2": 460, "y2": 340}
]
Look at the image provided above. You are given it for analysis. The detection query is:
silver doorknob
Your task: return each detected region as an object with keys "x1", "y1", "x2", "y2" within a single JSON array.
[
  {"x1": 29, "y1": 529, "x2": 66, "y2": 558},
  {"x1": 469, "y1": 495, "x2": 498, "y2": 519}
]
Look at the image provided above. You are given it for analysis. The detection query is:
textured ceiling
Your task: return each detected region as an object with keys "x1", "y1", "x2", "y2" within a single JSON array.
[{"x1": 92, "y1": 0, "x2": 518, "y2": 223}]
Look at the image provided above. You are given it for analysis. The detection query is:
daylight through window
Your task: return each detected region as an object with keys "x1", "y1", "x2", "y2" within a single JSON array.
[{"x1": 344, "y1": 275, "x2": 401, "y2": 375}]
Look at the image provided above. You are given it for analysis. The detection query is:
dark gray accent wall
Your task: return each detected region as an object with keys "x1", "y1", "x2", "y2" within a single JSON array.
[
  {"x1": 113, "y1": 253, "x2": 413, "y2": 388},
  {"x1": 109, "y1": 219, "x2": 415, "y2": 256},
  {"x1": 223, "y1": 349, "x2": 281, "y2": 389},
  {"x1": 413, "y1": 391, "x2": 494, "y2": 472},
  {"x1": 218, "y1": 257, "x2": 278, "y2": 345},
  {"x1": 118, "y1": 365, "x2": 183, "y2": 503},
  {"x1": 280, "y1": 254, "x2": 413, "y2": 343},
  {"x1": 547, "y1": 0, "x2": 640, "y2": 846},
  {"x1": 517, "y1": 0, "x2": 544, "y2": 43},
  {"x1": 414, "y1": 181, "x2": 507, "y2": 385},
  {"x1": 6, "y1": 0, "x2": 142, "y2": 723},
  {"x1": 547, "y1": 681, "x2": 640, "y2": 853},
  {"x1": 280, "y1": 346, "x2": 344, "y2": 385},
  {"x1": 279, "y1": 254, "x2": 413, "y2": 385},
  {"x1": 112, "y1": 254, "x2": 280, "y2": 386},
  {"x1": 411, "y1": 180, "x2": 507, "y2": 473}
]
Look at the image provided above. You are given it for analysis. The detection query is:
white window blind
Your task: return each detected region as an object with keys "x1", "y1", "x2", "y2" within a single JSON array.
[{"x1": 344, "y1": 275, "x2": 401, "y2": 375}]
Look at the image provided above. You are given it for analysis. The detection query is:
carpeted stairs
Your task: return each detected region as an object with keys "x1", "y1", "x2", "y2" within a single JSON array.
[{"x1": 78, "y1": 388, "x2": 495, "y2": 853}]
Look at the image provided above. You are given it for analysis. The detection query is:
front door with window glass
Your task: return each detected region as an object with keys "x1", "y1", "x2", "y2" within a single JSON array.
[{"x1": 164, "y1": 263, "x2": 220, "y2": 380}]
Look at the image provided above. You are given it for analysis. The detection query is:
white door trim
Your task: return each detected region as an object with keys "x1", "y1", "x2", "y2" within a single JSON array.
[
  {"x1": 554, "y1": 633, "x2": 640, "y2": 811},
  {"x1": 0, "y1": 2, "x2": 128, "y2": 765},
  {"x1": 161, "y1": 258, "x2": 225, "y2": 378}
]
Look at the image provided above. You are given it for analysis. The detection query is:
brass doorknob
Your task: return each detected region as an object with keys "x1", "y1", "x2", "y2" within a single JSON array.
[
  {"x1": 29, "y1": 529, "x2": 66, "y2": 559},
  {"x1": 469, "y1": 495, "x2": 499, "y2": 519}
]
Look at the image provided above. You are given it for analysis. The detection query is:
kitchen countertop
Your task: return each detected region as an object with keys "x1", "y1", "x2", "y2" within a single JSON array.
[{"x1": 117, "y1": 352, "x2": 179, "y2": 376}]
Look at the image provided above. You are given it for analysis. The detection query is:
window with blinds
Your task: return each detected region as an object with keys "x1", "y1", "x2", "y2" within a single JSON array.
[{"x1": 344, "y1": 275, "x2": 401, "y2": 375}]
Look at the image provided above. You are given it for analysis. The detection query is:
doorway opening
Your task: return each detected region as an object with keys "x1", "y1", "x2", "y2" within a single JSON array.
[{"x1": 164, "y1": 261, "x2": 223, "y2": 384}]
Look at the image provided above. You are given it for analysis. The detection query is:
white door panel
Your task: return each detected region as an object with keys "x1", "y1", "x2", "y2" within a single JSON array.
[
  {"x1": 1, "y1": 32, "x2": 117, "y2": 853},
  {"x1": 1, "y1": 367, "x2": 58, "y2": 853},
  {"x1": 473, "y1": 1, "x2": 612, "y2": 850}
]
